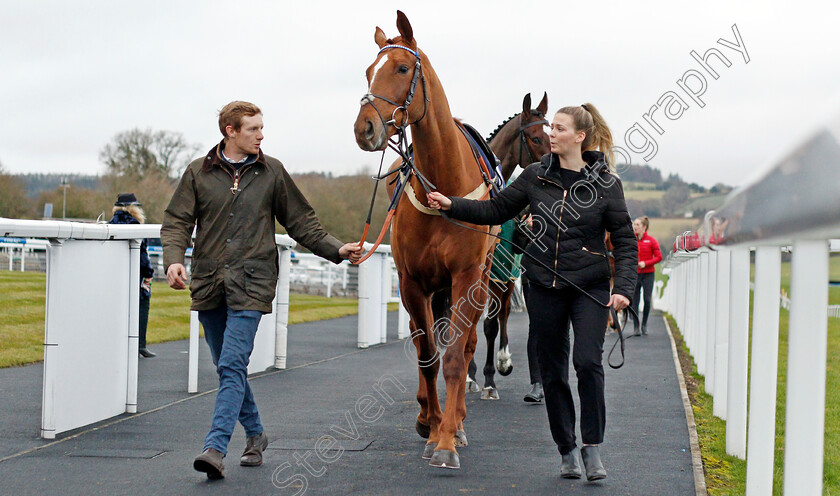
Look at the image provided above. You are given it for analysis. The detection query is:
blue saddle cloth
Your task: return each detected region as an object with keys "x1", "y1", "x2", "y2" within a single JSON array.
[
  {"x1": 458, "y1": 122, "x2": 504, "y2": 197},
  {"x1": 389, "y1": 121, "x2": 503, "y2": 208}
]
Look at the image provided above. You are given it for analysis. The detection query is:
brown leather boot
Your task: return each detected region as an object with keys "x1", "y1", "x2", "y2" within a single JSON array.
[
  {"x1": 240, "y1": 432, "x2": 269, "y2": 467},
  {"x1": 193, "y1": 447, "x2": 225, "y2": 479}
]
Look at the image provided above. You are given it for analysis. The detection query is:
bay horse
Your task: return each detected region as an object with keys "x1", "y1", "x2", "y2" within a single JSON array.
[
  {"x1": 353, "y1": 11, "x2": 497, "y2": 469},
  {"x1": 465, "y1": 93, "x2": 550, "y2": 400}
]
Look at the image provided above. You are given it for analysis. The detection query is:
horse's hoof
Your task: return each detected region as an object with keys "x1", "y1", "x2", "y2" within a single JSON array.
[
  {"x1": 429, "y1": 449, "x2": 460, "y2": 469},
  {"x1": 454, "y1": 429, "x2": 468, "y2": 447},
  {"x1": 480, "y1": 387, "x2": 500, "y2": 400},
  {"x1": 415, "y1": 420, "x2": 431, "y2": 439},
  {"x1": 422, "y1": 442, "x2": 437, "y2": 459},
  {"x1": 497, "y1": 361, "x2": 513, "y2": 376},
  {"x1": 465, "y1": 377, "x2": 480, "y2": 393}
]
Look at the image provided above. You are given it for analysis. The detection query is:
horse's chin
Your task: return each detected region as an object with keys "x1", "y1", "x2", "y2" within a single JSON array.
[{"x1": 355, "y1": 134, "x2": 388, "y2": 152}]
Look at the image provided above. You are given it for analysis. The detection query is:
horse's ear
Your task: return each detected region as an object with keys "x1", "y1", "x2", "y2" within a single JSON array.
[
  {"x1": 396, "y1": 10, "x2": 414, "y2": 44},
  {"x1": 522, "y1": 93, "x2": 532, "y2": 118},
  {"x1": 374, "y1": 27, "x2": 388, "y2": 48},
  {"x1": 537, "y1": 92, "x2": 549, "y2": 115}
]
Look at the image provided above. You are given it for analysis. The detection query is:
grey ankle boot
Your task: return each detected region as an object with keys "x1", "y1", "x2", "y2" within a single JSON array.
[
  {"x1": 560, "y1": 447, "x2": 582, "y2": 479},
  {"x1": 581, "y1": 445, "x2": 606, "y2": 481}
]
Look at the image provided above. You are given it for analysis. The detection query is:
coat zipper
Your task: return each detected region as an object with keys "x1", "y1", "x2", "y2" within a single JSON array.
[
  {"x1": 582, "y1": 246, "x2": 606, "y2": 257},
  {"x1": 552, "y1": 189, "x2": 567, "y2": 287},
  {"x1": 222, "y1": 163, "x2": 253, "y2": 195}
]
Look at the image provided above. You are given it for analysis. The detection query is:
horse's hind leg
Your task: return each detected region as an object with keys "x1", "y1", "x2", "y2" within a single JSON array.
[
  {"x1": 466, "y1": 358, "x2": 480, "y2": 393},
  {"x1": 481, "y1": 315, "x2": 500, "y2": 400},
  {"x1": 496, "y1": 281, "x2": 515, "y2": 377}
]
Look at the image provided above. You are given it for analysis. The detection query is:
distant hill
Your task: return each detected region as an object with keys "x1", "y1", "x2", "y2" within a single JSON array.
[
  {"x1": 617, "y1": 164, "x2": 663, "y2": 185},
  {"x1": 14, "y1": 173, "x2": 102, "y2": 198}
]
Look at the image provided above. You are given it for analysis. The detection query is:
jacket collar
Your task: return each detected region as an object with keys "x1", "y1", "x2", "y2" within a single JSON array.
[
  {"x1": 201, "y1": 140, "x2": 267, "y2": 170},
  {"x1": 539, "y1": 150, "x2": 610, "y2": 182}
]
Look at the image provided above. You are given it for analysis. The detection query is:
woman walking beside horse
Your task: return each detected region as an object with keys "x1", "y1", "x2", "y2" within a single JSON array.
[{"x1": 428, "y1": 103, "x2": 637, "y2": 481}]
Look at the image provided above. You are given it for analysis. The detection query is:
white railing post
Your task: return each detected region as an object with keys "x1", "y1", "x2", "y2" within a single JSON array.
[
  {"x1": 705, "y1": 251, "x2": 718, "y2": 396},
  {"x1": 714, "y1": 248, "x2": 731, "y2": 419},
  {"x1": 379, "y1": 254, "x2": 391, "y2": 344},
  {"x1": 326, "y1": 263, "x2": 333, "y2": 298},
  {"x1": 126, "y1": 239, "x2": 140, "y2": 414},
  {"x1": 21, "y1": 245, "x2": 26, "y2": 271},
  {"x1": 275, "y1": 247, "x2": 291, "y2": 369},
  {"x1": 188, "y1": 311, "x2": 199, "y2": 393},
  {"x1": 692, "y1": 257, "x2": 702, "y2": 356},
  {"x1": 358, "y1": 248, "x2": 381, "y2": 348},
  {"x1": 40, "y1": 240, "x2": 62, "y2": 439},
  {"x1": 357, "y1": 253, "x2": 371, "y2": 348},
  {"x1": 726, "y1": 247, "x2": 750, "y2": 459},
  {"x1": 677, "y1": 263, "x2": 687, "y2": 332},
  {"x1": 745, "y1": 246, "x2": 782, "y2": 495},
  {"x1": 696, "y1": 252, "x2": 709, "y2": 375},
  {"x1": 783, "y1": 240, "x2": 829, "y2": 496}
]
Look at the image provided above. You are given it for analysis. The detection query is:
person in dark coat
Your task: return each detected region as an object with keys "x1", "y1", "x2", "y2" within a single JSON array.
[
  {"x1": 108, "y1": 193, "x2": 156, "y2": 358},
  {"x1": 428, "y1": 103, "x2": 637, "y2": 482},
  {"x1": 161, "y1": 101, "x2": 364, "y2": 480}
]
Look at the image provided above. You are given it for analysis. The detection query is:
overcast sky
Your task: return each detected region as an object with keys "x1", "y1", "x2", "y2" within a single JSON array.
[{"x1": 3, "y1": 0, "x2": 839, "y2": 187}]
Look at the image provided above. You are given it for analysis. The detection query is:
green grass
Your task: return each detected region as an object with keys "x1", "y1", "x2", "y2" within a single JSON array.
[
  {"x1": 624, "y1": 189, "x2": 665, "y2": 201},
  {"x1": 0, "y1": 271, "x2": 396, "y2": 368},
  {"x1": 665, "y1": 257, "x2": 840, "y2": 495}
]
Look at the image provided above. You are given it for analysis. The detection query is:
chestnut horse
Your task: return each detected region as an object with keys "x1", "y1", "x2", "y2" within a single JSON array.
[
  {"x1": 354, "y1": 11, "x2": 496, "y2": 469},
  {"x1": 465, "y1": 93, "x2": 550, "y2": 400}
]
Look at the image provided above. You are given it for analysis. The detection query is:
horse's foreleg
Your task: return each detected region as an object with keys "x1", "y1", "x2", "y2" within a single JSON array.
[
  {"x1": 430, "y1": 274, "x2": 485, "y2": 469},
  {"x1": 482, "y1": 316, "x2": 499, "y2": 393},
  {"x1": 401, "y1": 282, "x2": 440, "y2": 445},
  {"x1": 456, "y1": 320, "x2": 477, "y2": 446},
  {"x1": 496, "y1": 281, "x2": 515, "y2": 377}
]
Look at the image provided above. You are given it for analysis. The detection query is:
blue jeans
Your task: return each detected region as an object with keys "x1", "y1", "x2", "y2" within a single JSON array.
[{"x1": 198, "y1": 303, "x2": 264, "y2": 454}]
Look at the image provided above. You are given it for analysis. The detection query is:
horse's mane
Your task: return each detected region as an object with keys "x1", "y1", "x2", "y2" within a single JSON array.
[{"x1": 486, "y1": 113, "x2": 521, "y2": 142}]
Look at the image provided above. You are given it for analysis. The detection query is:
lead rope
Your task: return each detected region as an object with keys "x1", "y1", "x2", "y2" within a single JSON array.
[{"x1": 411, "y1": 157, "x2": 638, "y2": 369}]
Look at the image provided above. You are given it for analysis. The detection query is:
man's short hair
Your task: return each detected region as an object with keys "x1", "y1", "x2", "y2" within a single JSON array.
[{"x1": 218, "y1": 101, "x2": 262, "y2": 138}]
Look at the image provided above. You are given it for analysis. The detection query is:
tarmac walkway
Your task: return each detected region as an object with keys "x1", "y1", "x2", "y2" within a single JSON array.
[{"x1": 0, "y1": 310, "x2": 697, "y2": 495}]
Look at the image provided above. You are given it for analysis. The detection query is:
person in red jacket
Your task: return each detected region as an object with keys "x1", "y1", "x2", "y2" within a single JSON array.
[{"x1": 631, "y1": 216, "x2": 662, "y2": 335}]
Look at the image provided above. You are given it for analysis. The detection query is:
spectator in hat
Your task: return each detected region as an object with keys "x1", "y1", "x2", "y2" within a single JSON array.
[{"x1": 109, "y1": 193, "x2": 156, "y2": 358}]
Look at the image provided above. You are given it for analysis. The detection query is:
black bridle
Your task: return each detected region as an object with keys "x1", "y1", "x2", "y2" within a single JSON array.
[
  {"x1": 360, "y1": 44, "x2": 429, "y2": 135},
  {"x1": 516, "y1": 115, "x2": 549, "y2": 167}
]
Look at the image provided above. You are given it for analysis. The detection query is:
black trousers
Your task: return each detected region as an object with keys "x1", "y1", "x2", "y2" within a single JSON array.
[
  {"x1": 526, "y1": 281, "x2": 610, "y2": 455},
  {"x1": 632, "y1": 272, "x2": 655, "y2": 327},
  {"x1": 522, "y1": 278, "x2": 541, "y2": 384},
  {"x1": 139, "y1": 294, "x2": 150, "y2": 349}
]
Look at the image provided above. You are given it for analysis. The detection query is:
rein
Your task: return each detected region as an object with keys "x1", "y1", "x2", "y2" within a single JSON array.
[{"x1": 405, "y1": 155, "x2": 638, "y2": 368}]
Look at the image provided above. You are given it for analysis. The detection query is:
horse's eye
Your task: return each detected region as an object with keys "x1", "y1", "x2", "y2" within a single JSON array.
[
  {"x1": 398, "y1": 65, "x2": 410, "y2": 74},
  {"x1": 531, "y1": 137, "x2": 542, "y2": 145}
]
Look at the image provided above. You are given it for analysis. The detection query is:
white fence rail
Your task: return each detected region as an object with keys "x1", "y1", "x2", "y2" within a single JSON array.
[
  {"x1": 1, "y1": 218, "x2": 406, "y2": 436},
  {"x1": 658, "y1": 114, "x2": 840, "y2": 495}
]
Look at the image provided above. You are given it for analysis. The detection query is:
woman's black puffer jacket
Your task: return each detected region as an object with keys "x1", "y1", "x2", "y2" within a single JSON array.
[{"x1": 449, "y1": 150, "x2": 638, "y2": 298}]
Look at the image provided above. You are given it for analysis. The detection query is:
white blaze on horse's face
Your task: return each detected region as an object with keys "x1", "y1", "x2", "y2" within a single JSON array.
[{"x1": 368, "y1": 53, "x2": 390, "y2": 91}]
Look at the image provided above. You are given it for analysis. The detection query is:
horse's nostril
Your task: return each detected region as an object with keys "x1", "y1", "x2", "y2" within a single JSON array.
[{"x1": 365, "y1": 121, "x2": 374, "y2": 140}]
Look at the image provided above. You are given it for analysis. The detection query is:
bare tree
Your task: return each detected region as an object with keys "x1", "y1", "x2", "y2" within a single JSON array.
[
  {"x1": 0, "y1": 162, "x2": 33, "y2": 218},
  {"x1": 100, "y1": 128, "x2": 200, "y2": 178}
]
